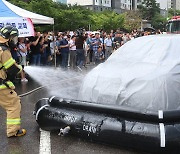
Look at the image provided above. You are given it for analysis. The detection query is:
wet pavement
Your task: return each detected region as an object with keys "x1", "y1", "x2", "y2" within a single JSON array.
[{"x1": 0, "y1": 66, "x2": 149, "y2": 154}]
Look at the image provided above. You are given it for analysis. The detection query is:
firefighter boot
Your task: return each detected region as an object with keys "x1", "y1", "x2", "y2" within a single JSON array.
[{"x1": 15, "y1": 129, "x2": 26, "y2": 137}]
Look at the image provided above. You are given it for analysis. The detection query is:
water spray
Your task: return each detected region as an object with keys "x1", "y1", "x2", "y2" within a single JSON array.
[{"x1": 18, "y1": 74, "x2": 85, "y2": 97}]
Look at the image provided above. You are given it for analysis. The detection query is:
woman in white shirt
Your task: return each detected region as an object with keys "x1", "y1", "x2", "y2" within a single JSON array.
[
  {"x1": 69, "y1": 35, "x2": 76, "y2": 69},
  {"x1": 18, "y1": 37, "x2": 28, "y2": 82}
]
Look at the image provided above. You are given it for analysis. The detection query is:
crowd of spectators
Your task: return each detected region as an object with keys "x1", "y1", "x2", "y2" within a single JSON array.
[{"x1": 11, "y1": 28, "x2": 163, "y2": 82}]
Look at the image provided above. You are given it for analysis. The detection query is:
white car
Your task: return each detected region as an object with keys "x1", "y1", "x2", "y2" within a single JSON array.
[{"x1": 78, "y1": 34, "x2": 180, "y2": 112}]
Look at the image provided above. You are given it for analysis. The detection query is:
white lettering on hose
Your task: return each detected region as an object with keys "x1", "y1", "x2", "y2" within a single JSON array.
[
  {"x1": 48, "y1": 112, "x2": 77, "y2": 123},
  {"x1": 83, "y1": 123, "x2": 97, "y2": 134},
  {"x1": 64, "y1": 115, "x2": 77, "y2": 123}
]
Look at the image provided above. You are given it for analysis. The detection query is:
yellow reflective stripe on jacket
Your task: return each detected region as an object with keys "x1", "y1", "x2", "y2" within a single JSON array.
[
  {"x1": 0, "y1": 81, "x2": 14, "y2": 89},
  {"x1": 7, "y1": 118, "x2": 21, "y2": 125},
  {"x1": 3, "y1": 58, "x2": 15, "y2": 69}
]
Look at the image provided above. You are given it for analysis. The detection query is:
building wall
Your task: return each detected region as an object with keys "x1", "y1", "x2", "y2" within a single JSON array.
[
  {"x1": 94, "y1": 0, "x2": 111, "y2": 7},
  {"x1": 132, "y1": 0, "x2": 137, "y2": 10},
  {"x1": 66, "y1": 0, "x2": 111, "y2": 11},
  {"x1": 53, "y1": 0, "x2": 67, "y2": 3},
  {"x1": 156, "y1": 0, "x2": 171, "y2": 10},
  {"x1": 121, "y1": 0, "x2": 132, "y2": 10},
  {"x1": 176, "y1": 0, "x2": 180, "y2": 10},
  {"x1": 67, "y1": 0, "x2": 111, "y2": 7},
  {"x1": 53, "y1": 0, "x2": 142, "y2": 12},
  {"x1": 171, "y1": 0, "x2": 175, "y2": 9},
  {"x1": 67, "y1": 0, "x2": 93, "y2": 6},
  {"x1": 171, "y1": 0, "x2": 180, "y2": 10},
  {"x1": 112, "y1": 0, "x2": 134, "y2": 13}
]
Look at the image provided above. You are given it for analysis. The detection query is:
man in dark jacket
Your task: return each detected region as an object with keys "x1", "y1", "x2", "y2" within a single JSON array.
[
  {"x1": 59, "y1": 33, "x2": 69, "y2": 69},
  {"x1": 75, "y1": 30, "x2": 86, "y2": 71}
]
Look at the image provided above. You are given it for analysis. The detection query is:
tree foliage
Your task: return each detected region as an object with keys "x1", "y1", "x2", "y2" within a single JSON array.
[
  {"x1": 90, "y1": 11, "x2": 125, "y2": 32},
  {"x1": 138, "y1": 0, "x2": 160, "y2": 20},
  {"x1": 151, "y1": 13, "x2": 167, "y2": 30},
  {"x1": 7, "y1": 0, "x2": 142, "y2": 32},
  {"x1": 168, "y1": 9, "x2": 180, "y2": 17},
  {"x1": 138, "y1": 0, "x2": 168, "y2": 30},
  {"x1": 124, "y1": 10, "x2": 142, "y2": 31}
]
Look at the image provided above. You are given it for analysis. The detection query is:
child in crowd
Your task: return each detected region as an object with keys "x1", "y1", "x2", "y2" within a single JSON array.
[{"x1": 95, "y1": 46, "x2": 105, "y2": 65}]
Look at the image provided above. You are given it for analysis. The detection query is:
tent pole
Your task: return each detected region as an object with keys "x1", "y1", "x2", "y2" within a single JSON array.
[{"x1": 53, "y1": 24, "x2": 56, "y2": 68}]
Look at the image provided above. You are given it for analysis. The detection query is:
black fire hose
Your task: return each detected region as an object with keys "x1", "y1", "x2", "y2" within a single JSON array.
[{"x1": 48, "y1": 96, "x2": 180, "y2": 124}]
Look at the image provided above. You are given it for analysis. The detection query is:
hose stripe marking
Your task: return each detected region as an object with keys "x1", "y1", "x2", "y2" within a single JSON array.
[
  {"x1": 158, "y1": 110, "x2": 163, "y2": 119},
  {"x1": 159, "y1": 123, "x2": 165, "y2": 147},
  {"x1": 36, "y1": 105, "x2": 49, "y2": 121},
  {"x1": 49, "y1": 96, "x2": 55, "y2": 102}
]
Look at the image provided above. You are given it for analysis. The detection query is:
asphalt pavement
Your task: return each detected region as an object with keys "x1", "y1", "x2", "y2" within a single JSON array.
[{"x1": 0, "y1": 66, "x2": 149, "y2": 154}]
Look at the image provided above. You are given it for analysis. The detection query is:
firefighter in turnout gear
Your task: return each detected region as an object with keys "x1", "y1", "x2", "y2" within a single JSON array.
[{"x1": 0, "y1": 25, "x2": 26, "y2": 137}]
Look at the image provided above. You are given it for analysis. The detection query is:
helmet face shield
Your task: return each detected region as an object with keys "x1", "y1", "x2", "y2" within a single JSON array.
[
  {"x1": 11, "y1": 36, "x2": 18, "y2": 45},
  {"x1": 8, "y1": 36, "x2": 18, "y2": 49}
]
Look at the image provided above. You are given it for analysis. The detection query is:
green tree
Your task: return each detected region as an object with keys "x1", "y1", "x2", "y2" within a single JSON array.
[
  {"x1": 8, "y1": 0, "x2": 93, "y2": 31},
  {"x1": 90, "y1": 11, "x2": 125, "y2": 32},
  {"x1": 124, "y1": 10, "x2": 142, "y2": 32},
  {"x1": 137, "y1": 0, "x2": 168, "y2": 30},
  {"x1": 151, "y1": 13, "x2": 167, "y2": 30},
  {"x1": 57, "y1": 8, "x2": 92, "y2": 31},
  {"x1": 8, "y1": 0, "x2": 143, "y2": 32},
  {"x1": 138, "y1": 0, "x2": 160, "y2": 20},
  {"x1": 6, "y1": 0, "x2": 29, "y2": 10},
  {"x1": 168, "y1": 8, "x2": 180, "y2": 17}
]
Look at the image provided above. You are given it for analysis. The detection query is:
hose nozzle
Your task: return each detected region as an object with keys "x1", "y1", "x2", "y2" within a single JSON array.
[{"x1": 58, "y1": 126, "x2": 71, "y2": 136}]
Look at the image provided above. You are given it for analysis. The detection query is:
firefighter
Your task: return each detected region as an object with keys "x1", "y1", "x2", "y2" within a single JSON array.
[{"x1": 0, "y1": 25, "x2": 26, "y2": 137}]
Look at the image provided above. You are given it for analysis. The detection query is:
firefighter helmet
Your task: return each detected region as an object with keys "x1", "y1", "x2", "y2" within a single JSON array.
[
  {"x1": 0, "y1": 25, "x2": 19, "y2": 40},
  {"x1": 0, "y1": 26, "x2": 19, "y2": 47}
]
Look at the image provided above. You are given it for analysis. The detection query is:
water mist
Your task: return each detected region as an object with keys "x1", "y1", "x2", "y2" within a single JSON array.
[{"x1": 24, "y1": 66, "x2": 89, "y2": 100}]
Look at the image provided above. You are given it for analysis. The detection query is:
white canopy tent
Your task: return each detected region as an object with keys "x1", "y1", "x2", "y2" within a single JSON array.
[
  {"x1": 2, "y1": 0, "x2": 54, "y2": 25},
  {"x1": 0, "y1": 0, "x2": 56, "y2": 65}
]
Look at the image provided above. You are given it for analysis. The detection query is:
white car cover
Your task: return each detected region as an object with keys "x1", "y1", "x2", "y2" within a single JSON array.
[{"x1": 78, "y1": 34, "x2": 180, "y2": 112}]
